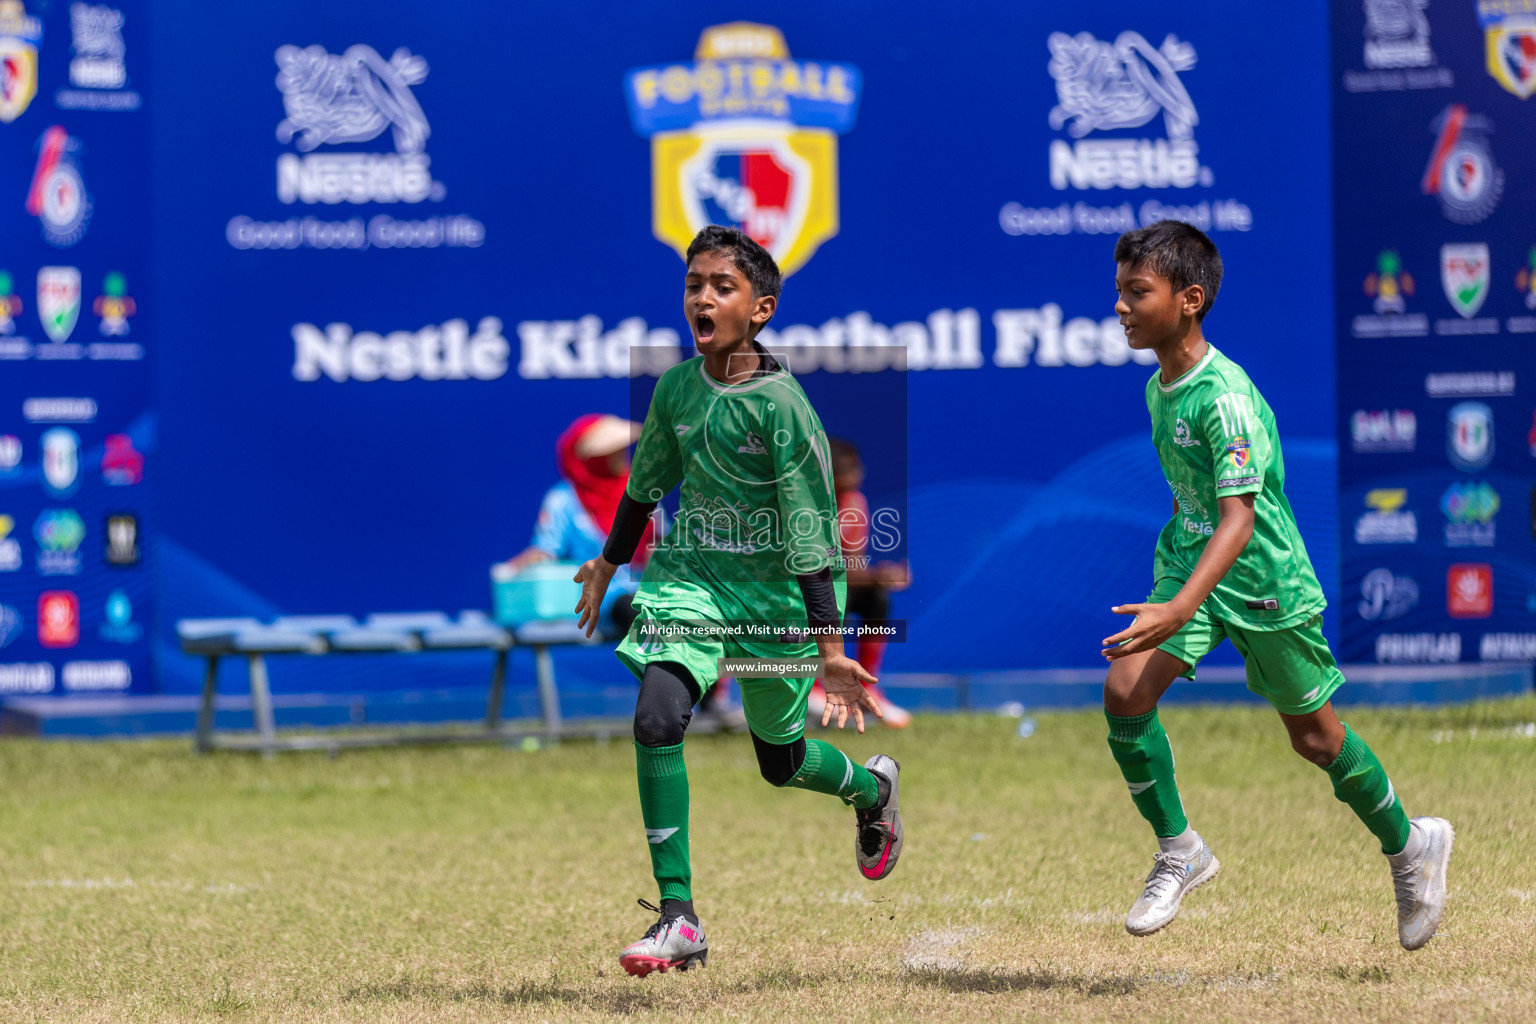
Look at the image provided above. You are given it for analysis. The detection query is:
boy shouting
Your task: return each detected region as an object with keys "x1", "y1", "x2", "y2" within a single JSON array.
[
  {"x1": 1101, "y1": 221, "x2": 1452, "y2": 950},
  {"x1": 573, "y1": 226, "x2": 903, "y2": 978}
]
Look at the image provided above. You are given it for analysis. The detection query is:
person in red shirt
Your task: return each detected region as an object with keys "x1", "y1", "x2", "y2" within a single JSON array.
[{"x1": 808, "y1": 438, "x2": 912, "y2": 728}]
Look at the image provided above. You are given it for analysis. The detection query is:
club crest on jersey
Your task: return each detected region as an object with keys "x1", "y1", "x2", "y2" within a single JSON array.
[
  {"x1": 624, "y1": 23, "x2": 862, "y2": 277},
  {"x1": 1479, "y1": 2, "x2": 1536, "y2": 99},
  {"x1": 1172, "y1": 418, "x2": 1201, "y2": 447},
  {"x1": 1226, "y1": 436, "x2": 1251, "y2": 470}
]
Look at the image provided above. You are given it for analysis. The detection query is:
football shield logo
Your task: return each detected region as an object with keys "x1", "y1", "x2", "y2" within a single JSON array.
[
  {"x1": 0, "y1": 1, "x2": 42, "y2": 124},
  {"x1": 624, "y1": 23, "x2": 862, "y2": 277},
  {"x1": 1479, "y1": 4, "x2": 1536, "y2": 99},
  {"x1": 37, "y1": 266, "x2": 81, "y2": 342},
  {"x1": 1440, "y1": 242, "x2": 1490, "y2": 318}
]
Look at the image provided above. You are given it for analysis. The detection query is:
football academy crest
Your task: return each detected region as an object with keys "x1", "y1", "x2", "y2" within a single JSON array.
[
  {"x1": 1421, "y1": 105, "x2": 1503, "y2": 225},
  {"x1": 1440, "y1": 243, "x2": 1490, "y2": 318},
  {"x1": 1447, "y1": 401, "x2": 1494, "y2": 472},
  {"x1": 27, "y1": 126, "x2": 93, "y2": 247},
  {"x1": 1479, "y1": 3, "x2": 1536, "y2": 99},
  {"x1": 624, "y1": 23, "x2": 862, "y2": 277},
  {"x1": 0, "y1": 0, "x2": 42, "y2": 123},
  {"x1": 37, "y1": 266, "x2": 80, "y2": 342}
]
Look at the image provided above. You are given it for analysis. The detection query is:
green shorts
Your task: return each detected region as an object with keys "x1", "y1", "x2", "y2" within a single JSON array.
[
  {"x1": 614, "y1": 579, "x2": 815, "y2": 745},
  {"x1": 1148, "y1": 576, "x2": 1343, "y2": 716}
]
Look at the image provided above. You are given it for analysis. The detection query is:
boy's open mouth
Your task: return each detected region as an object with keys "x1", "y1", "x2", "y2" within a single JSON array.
[{"x1": 695, "y1": 314, "x2": 715, "y2": 343}]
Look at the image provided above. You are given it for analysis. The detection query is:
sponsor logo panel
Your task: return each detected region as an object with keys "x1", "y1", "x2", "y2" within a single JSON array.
[
  {"x1": 0, "y1": 663, "x2": 53, "y2": 693},
  {"x1": 27, "y1": 126, "x2": 93, "y2": 246},
  {"x1": 0, "y1": 0, "x2": 43, "y2": 123},
  {"x1": 625, "y1": 22, "x2": 858, "y2": 276},
  {"x1": 1343, "y1": 0, "x2": 1454, "y2": 92},
  {"x1": 226, "y1": 42, "x2": 484, "y2": 251},
  {"x1": 62, "y1": 660, "x2": 129, "y2": 690},
  {"x1": 1447, "y1": 563, "x2": 1493, "y2": 618},
  {"x1": 1354, "y1": 250, "x2": 1428, "y2": 338},
  {"x1": 1359, "y1": 567, "x2": 1419, "y2": 622},
  {"x1": 104, "y1": 513, "x2": 138, "y2": 565},
  {"x1": 1435, "y1": 242, "x2": 1498, "y2": 336},
  {"x1": 1375, "y1": 631, "x2": 1461, "y2": 663},
  {"x1": 1351, "y1": 409, "x2": 1416, "y2": 453},
  {"x1": 1446, "y1": 401, "x2": 1494, "y2": 471},
  {"x1": 34, "y1": 507, "x2": 84, "y2": 574},
  {"x1": 37, "y1": 590, "x2": 78, "y2": 647},
  {"x1": 0, "y1": 434, "x2": 20, "y2": 474},
  {"x1": 56, "y1": 2, "x2": 140, "y2": 110},
  {"x1": 0, "y1": 514, "x2": 20, "y2": 571},
  {"x1": 999, "y1": 29, "x2": 1253, "y2": 238},
  {"x1": 1442, "y1": 481, "x2": 1498, "y2": 547},
  {"x1": 1355, "y1": 488, "x2": 1417, "y2": 544},
  {"x1": 98, "y1": 590, "x2": 140, "y2": 643},
  {"x1": 40, "y1": 427, "x2": 80, "y2": 497},
  {"x1": 101, "y1": 435, "x2": 142, "y2": 485},
  {"x1": 1479, "y1": 1, "x2": 1536, "y2": 99},
  {"x1": 1421, "y1": 105, "x2": 1502, "y2": 225}
]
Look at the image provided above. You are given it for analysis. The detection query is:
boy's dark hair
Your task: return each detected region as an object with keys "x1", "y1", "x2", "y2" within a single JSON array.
[
  {"x1": 1113, "y1": 221, "x2": 1223, "y2": 322},
  {"x1": 828, "y1": 437, "x2": 860, "y2": 467},
  {"x1": 685, "y1": 225, "x2": 782, "y2": 330}
]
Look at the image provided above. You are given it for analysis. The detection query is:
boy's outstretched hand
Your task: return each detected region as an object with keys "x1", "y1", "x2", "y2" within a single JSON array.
[
  {"x1": 820, "y1": 654, "x2": 882, "y2": 733},
  {"x1": 572, "y1": 557, "x2": 619, "y2": 638},
  {"x1": 1102, "y1": 600, "x2": 1191, "y2": 659}
]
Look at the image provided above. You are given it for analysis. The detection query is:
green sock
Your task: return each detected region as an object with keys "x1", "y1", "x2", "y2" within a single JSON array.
[
  {"x1": 784, "y1": 738, "x2": 880, "y2": 809},
  {"x1": 1324, "y1": 724, "x2": 1411, "y2": 855},
  {"x1": 635, "y1": 742, "x2": 691, "y2": 902},
  {"x1": 1106, "y1": 709, "x2": 1189, "y2": 838}
]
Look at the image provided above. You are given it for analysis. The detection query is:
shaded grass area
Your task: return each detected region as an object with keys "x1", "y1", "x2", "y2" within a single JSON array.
[{"x1": 0, "y1": 696, "x2": 1532, "y2": 1021}]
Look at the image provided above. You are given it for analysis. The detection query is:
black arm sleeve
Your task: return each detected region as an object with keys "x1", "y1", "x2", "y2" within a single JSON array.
[
  {"x1": 796, "y1": 566, "x2": 841, "y2": 632},
  {"x1": 602, "y1": 493, "x2": 658, "y2": 566}
]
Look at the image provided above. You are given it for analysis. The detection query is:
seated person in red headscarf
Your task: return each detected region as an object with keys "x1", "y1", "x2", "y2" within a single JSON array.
[
  {"x1": 505, "y1": 414, "x2": 745, "y2": 727},
  {"x1": 504, "y1": 414, "x2": 654, "y2": 635}
]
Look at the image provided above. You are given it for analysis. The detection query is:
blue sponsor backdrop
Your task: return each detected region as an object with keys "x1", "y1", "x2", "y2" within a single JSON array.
[
  {"x1": 0, "y1": 0, "x2": 154, "y2": 697},
  {"x1": 7, "y1": 1, "x2": 1342, "y2": 699},
  {"x1": 1332, "y1": 1, "x2": 1536, "y2": 666}
]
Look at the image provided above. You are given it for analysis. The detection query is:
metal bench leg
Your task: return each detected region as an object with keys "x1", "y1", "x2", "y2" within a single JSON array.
[
  {"x1": 248, "y1": 653, "x2": 277, "y2": 759},
  {"x1": 485, "y1": 646, "x2": 508, "y2": 731},
  {"x1": 195, "y1": 655, "x2": 220, "y2": 754},
  {"x1": 535, "y1": 644, "x2": 562, "y2": 742}
]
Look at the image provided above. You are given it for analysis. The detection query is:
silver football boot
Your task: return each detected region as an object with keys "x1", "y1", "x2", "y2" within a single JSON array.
[
  {"x1": 1125, "y1": 836, "x2": 1220, "y2": 936},
  {"x1": 1388, "y1": 816, "x2": 1455, "y2": 951},
  {"x1": 618, "y1": 899, "x2": 708, "y2": 978},
  {"x1": 855, "y1": 755, "x2": 903, "y2": 880}
]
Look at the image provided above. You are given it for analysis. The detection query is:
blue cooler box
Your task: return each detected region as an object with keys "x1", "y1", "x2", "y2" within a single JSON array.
[{"x1": 491, "y1": 562, "x2": 582, "y2": 625}]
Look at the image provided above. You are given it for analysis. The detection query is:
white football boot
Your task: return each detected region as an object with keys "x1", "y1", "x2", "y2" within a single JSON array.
[
  {"x1": 855, "y1": 755, "x2": 903, "y2": 880},
  {"x1": 1125, "y1": 835, "x2": 1220, "y2": 936},
  {"x1": 1388, "y1": 816, "x2": 1455, "y2": 951},
  {"x1": 619, "y1": 899, "x2": 707, "y2": 977}
]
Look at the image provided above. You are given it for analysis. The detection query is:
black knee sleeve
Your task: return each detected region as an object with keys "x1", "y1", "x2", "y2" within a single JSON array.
[
  {"x1": 633, "y1": 661, "x2": 699, "y2": 748},
  {"x1": 752, "y1": 731, "x2": 807, "y2": 787}
]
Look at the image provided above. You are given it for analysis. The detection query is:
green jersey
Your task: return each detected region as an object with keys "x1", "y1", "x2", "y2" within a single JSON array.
[
  {"x1": 1146, "y1": 344, "x2": 1325, "y2": 630},
  {"x1": 626, "y1": 353, "x2": 844, "y2": 625}
]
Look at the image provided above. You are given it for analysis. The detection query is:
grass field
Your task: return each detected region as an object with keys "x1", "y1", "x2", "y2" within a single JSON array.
[{"x1": 0, "y1": 697, "x2": 1533, "y2": 1023}]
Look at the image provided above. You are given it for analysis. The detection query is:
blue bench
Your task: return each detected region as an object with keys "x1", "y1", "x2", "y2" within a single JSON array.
[{"x1": 177, "y1": 611, "x2": 624, "y2": 755}]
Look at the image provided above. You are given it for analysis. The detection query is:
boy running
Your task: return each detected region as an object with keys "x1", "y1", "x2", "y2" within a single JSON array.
[
  {"x1": 1101, "y1": 221, "x2": 1453, "y2": 950},
  {"x1": 572, "y1": 226, "x2": 904, "y2": 978}
]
